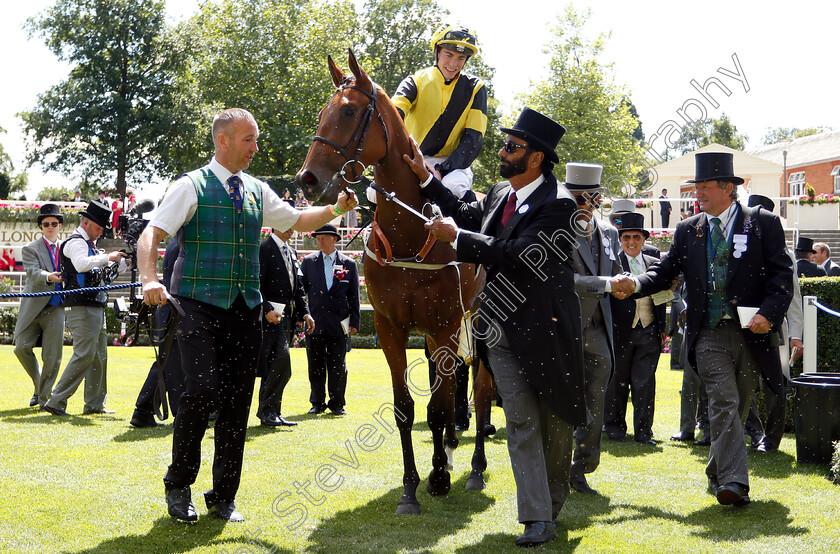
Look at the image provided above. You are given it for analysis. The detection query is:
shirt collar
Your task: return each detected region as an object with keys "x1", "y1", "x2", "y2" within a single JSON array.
[
  {"x1": 270, "y1": 233, "x2": 288, "y2": 250},
  {"x1": 74, "y1": 226, "x2": 92, "y2": 242},
  {"x1": 510, "y1": 175, "x2": 545, "y2": 207},
  {"x1": 705, "y1": 201, "x2": 738, "y2": 230},
  {"x1": 208, "y1": 157, "x2": 243, "y2": 189}
]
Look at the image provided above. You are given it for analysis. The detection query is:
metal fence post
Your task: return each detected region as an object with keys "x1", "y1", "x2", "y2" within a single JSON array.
[{"x1": 803, "y1": 295, "x2": 817, "y2": 374}]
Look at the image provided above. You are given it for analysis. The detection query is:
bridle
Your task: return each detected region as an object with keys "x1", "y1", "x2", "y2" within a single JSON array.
[{"x1": 312, "y1": 77, "x2": 390, "y2": 192}]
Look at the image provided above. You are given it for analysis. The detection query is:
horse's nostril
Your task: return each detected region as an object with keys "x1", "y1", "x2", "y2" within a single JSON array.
[{"x1": 304, "y1": 172, "x2": 317, "y2": 185}]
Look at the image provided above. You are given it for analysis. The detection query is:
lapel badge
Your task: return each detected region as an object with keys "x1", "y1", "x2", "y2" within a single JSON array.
[{"x1": 518, "y1": 204, "x2": 529, "y2": 215}]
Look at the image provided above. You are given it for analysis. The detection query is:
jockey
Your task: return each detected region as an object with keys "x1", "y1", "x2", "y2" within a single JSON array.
[{"x1": 368, "y1": 24, "x2": 487, "y2": 204}]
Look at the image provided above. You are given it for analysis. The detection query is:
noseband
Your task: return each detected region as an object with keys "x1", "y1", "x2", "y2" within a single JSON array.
[{"x1": 312, "y1": 79, "x2": 390, "y2": 190}]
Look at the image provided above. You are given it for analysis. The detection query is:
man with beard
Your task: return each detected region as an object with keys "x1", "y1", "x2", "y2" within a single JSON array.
[{"x1": 404, "y1": 107, "x2": 589, "y2": 547}]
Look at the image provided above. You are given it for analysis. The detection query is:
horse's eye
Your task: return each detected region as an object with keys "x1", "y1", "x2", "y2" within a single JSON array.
[{"x1": 344, "y1": 107, "x2": 357, "y2": 118}]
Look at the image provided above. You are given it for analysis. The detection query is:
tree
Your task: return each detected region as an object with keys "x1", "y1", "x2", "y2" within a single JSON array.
[
  {"x1": 761, "y1": 126, "x2": 830, "y2": 145},
  {"x1": 516, "y1": 5, "x2": 649, "y2": 195},
  {"x1": 0, "y1": 128, "x2": 28, "y2": 199},
  {"x1": 21, "y1": 0, "x2": 202, "y2": 199},
  {"x1": 673, "y1": 113, "x2": 747, "y2": 154}
]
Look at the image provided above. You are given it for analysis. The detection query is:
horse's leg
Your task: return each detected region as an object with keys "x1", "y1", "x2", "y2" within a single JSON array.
[
  {"x1": 426, "y1": 333, "x2": 459, "y2": 497},
  {"x1": 467, "y1": 359, "x2": 494, "y2": 491},
  {"x1": 376, "y1": 314, "x2": 420, "y2": 514}
]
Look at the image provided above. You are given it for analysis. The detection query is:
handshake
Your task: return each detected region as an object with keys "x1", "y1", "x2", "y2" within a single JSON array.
[{"x1": 609, "y1": 274, "x2": 636, "y2": 299}]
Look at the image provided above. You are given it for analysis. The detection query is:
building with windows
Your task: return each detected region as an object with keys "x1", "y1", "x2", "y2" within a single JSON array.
[{"x1": 749, "y1": 130, "x2": 840, "y2": 197}]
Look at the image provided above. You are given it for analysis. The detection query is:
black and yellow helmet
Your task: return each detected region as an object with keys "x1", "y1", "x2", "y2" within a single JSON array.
[{"x1": 430, "y1": 25, "x2": 479, "y2": 57}]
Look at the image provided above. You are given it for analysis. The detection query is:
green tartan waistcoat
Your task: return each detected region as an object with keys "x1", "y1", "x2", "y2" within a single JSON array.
[{"x1": 178, "y1": 168, "x2": 263, "y2": 309}]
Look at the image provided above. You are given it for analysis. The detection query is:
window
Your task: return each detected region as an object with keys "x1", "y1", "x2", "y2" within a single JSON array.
[
  {"x1": 832, "y1": 166, "x2": 840, "y2": 194},
  {"x1": 788, "y1": 171, "x2": 806, "y2": 196}
]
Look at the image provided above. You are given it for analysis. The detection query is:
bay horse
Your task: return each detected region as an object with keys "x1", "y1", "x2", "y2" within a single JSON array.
[{"x1": 296, "y1": 50, "x2": 493, "y2": 513}]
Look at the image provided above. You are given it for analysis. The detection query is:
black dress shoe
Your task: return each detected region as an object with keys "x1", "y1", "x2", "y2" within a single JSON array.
[
  {"x1": 671, "y1": 432, "x2": 695, "y2": 442},
  {"x1": 635, "y1": 437, "x2": 660, "y2": 446},
  {"x1": 83, "y1": 407, "x2": 116, "y2": 415},
  {"x1": 166, "y1": 486, "x2": 197, "y2": 522},
  {"x1": 205, "y1": 492, "x2": 245, "y2": 522},
  {"x1": 607, "y1": 434, "x2": 625, "y2": 442},
  {"x1": 307, "y1": 405, "x2": 326, "y2": 415},
  {"x1": 260, "y1": 414, "x2": 284, "y2": 427},
  {"x1": 694, "y1": 435, "x2": 711, "y2": 446},
  {"x1": 716, "y1": 483, "x2": 750, "y2": 506},
  {"x1": 455, "y1": 423, "x2": 469, "y2": 432},
  {"x1": 748, "y1": 431, "x2": 765, "y2": 448},
  {"x1": 515, "y1": 521, "x2": 556, "y2": 547},
  {"x1": 41, "y1": 404, "x2": 69, "y2": 417},
  {"x1": 484, "y1": 424, "x2": 497, "y2": 437},
  {"x1": 756, "y1": 441, "x2": 778, "y2": 453},
  {"x1": 130, "y1": 412, "x2": 161, "y2": 428},
  {"x1": 330, "y1": 407, "x2": 347, "y2": 416},
  {"x1": 276, "y1": 415, "x2": 298, "y2": 426},
  {"x1": 29, "y1": 395, "x2": 39, "y2": 407},
  {"x1": 570, "y1": 476, "x2": 598, "y2": 495}
]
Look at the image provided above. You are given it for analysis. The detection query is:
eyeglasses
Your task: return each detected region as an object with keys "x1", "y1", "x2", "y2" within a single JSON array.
[
  {"x1": 41, "y1": 221, "x2": 61, "y2": 228},
  {"x1": 502, "y1": 140, "x2": 531, "y2": 154}
]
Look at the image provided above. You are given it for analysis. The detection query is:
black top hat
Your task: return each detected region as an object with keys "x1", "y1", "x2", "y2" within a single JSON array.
[
  {"x1": 686, "y1": 152, "x2": 745, "y2": 185},
  {"x1": 613, "y1": 212, "x2": 650, "y2": 239},
  {"x1": 499, "y1": 107, "x2": 565, "y2": 164},
  {"x1": 748, "y1": 194, "x2": 775, "y2": 212},
  {"x1": 795, "y1": 237, "x2": 816, "y2": 253},
  {"x1": 312, "y1": 223, "x2": 341, "y2": 238},
  {"x1": 37, "y1": 203, "x2": 64, "y2": 225},
  {"x1": 79, "y1": 200, "x2": 112, "y2": 229}
]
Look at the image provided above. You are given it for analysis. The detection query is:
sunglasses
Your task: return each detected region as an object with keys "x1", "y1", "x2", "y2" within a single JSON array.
[
  {"x1": 502, "y1": 140, "x2": 531, "y2": 154},
  {"x1": 41, "y1": 221, "x2": 61, "y2": 228}
]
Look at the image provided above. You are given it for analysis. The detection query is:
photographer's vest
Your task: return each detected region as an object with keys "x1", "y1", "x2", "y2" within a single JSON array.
[
  {"x1": 60, "y1": 234, "x2": 108, "y2": 308},
  {"x1": 176, "y1": 168, "x2": 263, "y2": 309}
]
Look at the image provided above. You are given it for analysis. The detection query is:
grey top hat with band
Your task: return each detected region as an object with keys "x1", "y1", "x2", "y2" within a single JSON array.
[
  {"x1": 613, "y1": 211, "x2": 650, "y2": 239},
  {"x1": 499, "y1": 107, "x2": 565, "y2": 164},
  {"x1": 608, "y1": 198, "x2": 636, "y2": 224},
  {"x1": 795, "y1": 236, "x2": 816, "y2": 253},
  {"x1": 748, "y1": 194, "x2": 775, "y2": 212},
  {"x1": 563, "y1": 162, "x2": 603, "y2": 191},
  {"x1": 312, "y1": 223, "x2": 341, "y2": 238},
  {"x1": 37, "y1": 203, "x2": 64, "y2": 225},
  {"x1": 79, "y1": 200, "x2": 112, "y2": 229},
  {"x1": 686, "y1": 152, "x2": 745, "y2": 185}
]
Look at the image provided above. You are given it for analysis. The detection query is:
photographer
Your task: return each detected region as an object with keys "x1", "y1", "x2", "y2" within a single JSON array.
[{"x1": 42, "y1": 201, "x2": 128, "y2": 417}]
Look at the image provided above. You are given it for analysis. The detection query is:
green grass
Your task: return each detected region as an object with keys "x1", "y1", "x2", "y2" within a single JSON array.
[{"x1": 1, "y1": 345, "x2": 838, "y2": 553}]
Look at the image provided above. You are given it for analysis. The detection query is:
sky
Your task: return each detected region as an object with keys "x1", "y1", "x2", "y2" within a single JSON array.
[{"x1": 1, "y1": 0, "x2": 837, "y2": 199}]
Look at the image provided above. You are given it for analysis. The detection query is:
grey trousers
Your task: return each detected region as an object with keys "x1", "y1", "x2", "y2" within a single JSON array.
[
  {"x1": 46, "y1": 306, "x2": 108, "y2": 412},
  {"x1": 571, "y1": 322, "x2": 611, "y2": 479},
  {"x1": 694, "y1": 320, "x2": 760, "y2": 489},
  {"x1": 14, "y1": 304, "x2": 65, "y2": 405},
  {"x1": 679, "y1": 362, "x2": 709, "y2": 436},
  {"x1": 488, "y1": 329, "x2": 574, "y2": 523}
]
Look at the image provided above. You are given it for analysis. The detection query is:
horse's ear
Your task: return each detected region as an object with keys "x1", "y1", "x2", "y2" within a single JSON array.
[
  {"x1": 347, "y1": 48, "x2": 373, "y2": 93},
  {"x1": 327, "y1": 55, "x2": 345, "y2": 88}
]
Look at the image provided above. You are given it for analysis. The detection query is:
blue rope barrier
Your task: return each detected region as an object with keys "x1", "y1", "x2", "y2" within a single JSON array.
[
  {"x1": 0, "y1": 282, "x2": 142, "y2": 299},
  {"x1": 813, "y1": 300, "x2": 840, "y2": 319}
]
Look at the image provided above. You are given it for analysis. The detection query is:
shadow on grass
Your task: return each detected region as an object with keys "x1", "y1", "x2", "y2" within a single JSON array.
[
  {"x1": 1, "y1": 409, "x2": 97, "y2": 427},
  {"x1": 304, "y1": 474, "x2": 494, "y2": 553},
  {"x1": 112, "y1": 424, "x2": 173, "y2": 442},
  {"x1": 62, "y1": 515, "x2": 294, "y2": 554},
  {"x1": 599, "y1": 500, "x2": 807, "y2": 542},
  {"x1": 455, "y1": 528, "x2": 582, "y2": 552},
  {"x1": 600, "y1": 437, "x2": 663, "y2": 458}
]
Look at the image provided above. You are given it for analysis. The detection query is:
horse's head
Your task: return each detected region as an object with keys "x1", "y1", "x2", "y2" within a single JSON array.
[{"x1": 296, "y1": 50, "x2": 390, "y2": 204}]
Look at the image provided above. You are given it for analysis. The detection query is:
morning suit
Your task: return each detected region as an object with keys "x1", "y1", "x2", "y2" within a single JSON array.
[
  {"x1": 300, "y1": 250, "x2": 360, "y2": 412},
  {"x1": 821, "y1": 259, "x2": 840, "y2": 277},
  {"x1": 570, "y1": 218, "x2": 620, "y2": 479},
  {"x1": 257, "y1": 235, "x2": 308, "y2": 418},
  {"x1": 604, "y1": 251, "x2": 667, "y2": 442},
  {"x1": 636, "y1": 202, "x2": 792, "y2": 490},
  {"x1": 14, "y1": 237, "x2": 65, "y2": 406},
  {"x1": 796, "y1": 259, "x2": 825, "y2": 278},
  {"x1": 420, "y1": 173, "x2": 586, "y2": 523}
]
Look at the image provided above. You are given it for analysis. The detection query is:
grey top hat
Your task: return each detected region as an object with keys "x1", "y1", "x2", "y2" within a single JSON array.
[
  {"x1": 563, "y1": 162, "x2": 604, "y2": 191},
  {"x1": 79, "y1": 200, "x2": 112, "y2": 229},
  {"x1": 37, "y1": 203, "x2": 64, "y2": 225},
  {"x1": 312, "y1": 223, "x2": 341, "y2": 238}
]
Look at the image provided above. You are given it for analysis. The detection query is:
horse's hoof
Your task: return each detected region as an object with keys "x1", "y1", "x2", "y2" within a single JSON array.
[
  {"x1": 427, "y1": 469, "x2": 451, "y2": 496},
  {"x1": 395, "y1": 500, "x2": 421, "y2": 515},
  {"x1": 466, "y1": 476, "x2": 486, "y2": 491},
  {"x1": 485, "y1": 424, "x2": 496, "y2": 437}
]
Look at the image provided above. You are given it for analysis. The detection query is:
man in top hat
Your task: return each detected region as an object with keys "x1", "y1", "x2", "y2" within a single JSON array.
[
  {"x1": 812, "y1": 242, "x2": 840, "y2": 277},
  {"x1": 565, "y1": 162, "x2": 622, "y2": 494},
  {"x1": 299, "y1": 224, "x2": 360, "y2": 416},
  {"x1": 42, "y1": 200, "x2": 128, "y2": 416},
  {"x1": 794, "y1": 237, "x2": 825, "y2": 277},
  {"x1": 613, "y1": 151, "x2": 793, "y2": 506},
  {"x1": 14, "y1": 204, "x2": 65, "y2": 409},
  {"x1": 404, "y1": 107, "x2": 587, "y2": 547},
  {"x1": 604, "y1": 213, "x2": 667, "y2": 445}
]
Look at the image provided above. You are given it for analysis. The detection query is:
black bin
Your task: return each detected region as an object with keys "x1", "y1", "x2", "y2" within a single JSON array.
[{"x1": 791, "y1": 372, "x2": 840, "y2": 464}]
